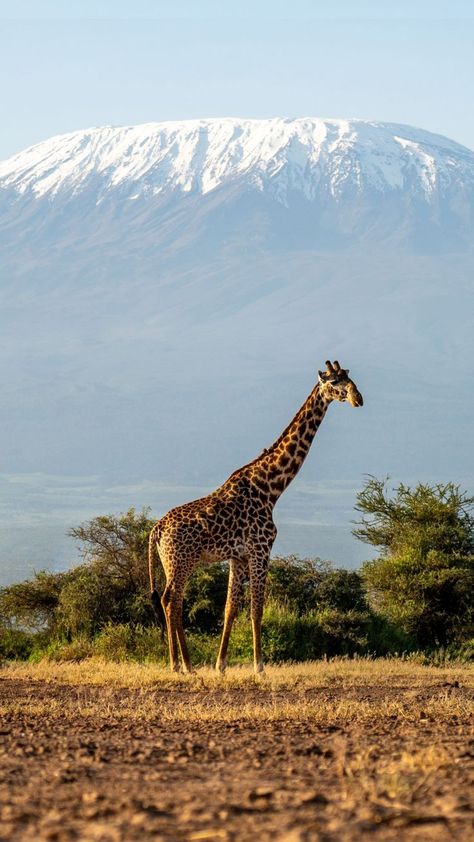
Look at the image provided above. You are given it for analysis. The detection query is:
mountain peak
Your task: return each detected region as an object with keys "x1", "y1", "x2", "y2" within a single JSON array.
[{"x1": 1, "y1": 117, "x2": 473, "y2": 204}]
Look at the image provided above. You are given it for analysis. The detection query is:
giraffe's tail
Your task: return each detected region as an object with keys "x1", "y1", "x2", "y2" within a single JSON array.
[{"x1": 148, "y1": 523, "x2": 167, "y2": 641}]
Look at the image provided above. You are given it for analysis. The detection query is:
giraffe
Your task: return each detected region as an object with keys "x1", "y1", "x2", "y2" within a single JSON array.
[{"x1": 148, "y1": 360, "x2": 363, "y2": 674}]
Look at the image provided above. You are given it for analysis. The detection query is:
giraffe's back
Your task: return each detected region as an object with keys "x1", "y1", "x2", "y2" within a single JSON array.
[{"x1": 155, "y1": 491, "x2": 248, "y2": 572}]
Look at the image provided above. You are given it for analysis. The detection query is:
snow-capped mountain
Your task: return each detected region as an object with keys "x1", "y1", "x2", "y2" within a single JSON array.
[
  {"x1": 0, "y1": 118, "x2": 473, "y2": 583},
  {"x1": 1, "y1": 118, "x2": 474, "y2": 255},
  {"x1": 2, "y1": 117, "x2": 473, "y2": 202}
]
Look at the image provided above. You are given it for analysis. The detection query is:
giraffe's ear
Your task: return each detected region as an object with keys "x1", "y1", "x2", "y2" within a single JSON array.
[{"x1": 318, "y1": 370, "x2": 325, "y2": 380}]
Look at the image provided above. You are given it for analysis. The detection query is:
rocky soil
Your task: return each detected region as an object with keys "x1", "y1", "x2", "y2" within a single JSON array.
[{"x1": 0, "y1": 674, "x2": 473, "y2": 841}]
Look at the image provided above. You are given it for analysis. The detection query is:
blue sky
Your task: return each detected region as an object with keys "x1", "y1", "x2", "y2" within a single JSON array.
[{"x1": 0, "y1": 0, "x2": 473, "y2": 159}]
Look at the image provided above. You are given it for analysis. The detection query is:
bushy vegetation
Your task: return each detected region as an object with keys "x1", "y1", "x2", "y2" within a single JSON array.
[
  {"x1": 356, "y1": 478, "x2": 474, "y2": 649},
  {"x1": 1, "y1": 479, "x2": 473, "y2": 665}
]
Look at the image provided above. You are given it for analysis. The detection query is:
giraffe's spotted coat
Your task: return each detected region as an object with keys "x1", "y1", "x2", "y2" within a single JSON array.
[{"x1": 149, "y1": 360, "x2": 363, "y2": 673}]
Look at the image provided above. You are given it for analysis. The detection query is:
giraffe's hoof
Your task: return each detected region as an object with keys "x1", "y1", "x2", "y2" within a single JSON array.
[
  {"x1": 254, "y1": 662, "x2": 265, "y2": 675},
  {"x1": 215, "y1": 661, "x2": 227, "y2": 674}
]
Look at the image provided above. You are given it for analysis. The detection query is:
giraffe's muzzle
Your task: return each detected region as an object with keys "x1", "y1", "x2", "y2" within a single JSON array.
[{"x1": 348, "y1": 387, "x2": 364, "y2": 407}]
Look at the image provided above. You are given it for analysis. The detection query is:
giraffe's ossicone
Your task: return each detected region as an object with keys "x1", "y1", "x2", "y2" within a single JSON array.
[{"x1": 149, "y1": 360, "x2": 363, "y2": 674}]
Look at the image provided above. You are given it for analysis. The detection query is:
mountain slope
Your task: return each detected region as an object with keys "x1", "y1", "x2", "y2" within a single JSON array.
[{"x1": 1, "y1": 118, "x2": 474, "y2": 255}]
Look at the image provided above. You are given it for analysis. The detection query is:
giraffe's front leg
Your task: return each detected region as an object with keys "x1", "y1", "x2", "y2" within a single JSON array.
[
  {"x1": 216, "y1": 559, "x2": 247, "y2": 674},
  {"x1": 248, "y1": 551, "x2": 270, "y2": 674}
]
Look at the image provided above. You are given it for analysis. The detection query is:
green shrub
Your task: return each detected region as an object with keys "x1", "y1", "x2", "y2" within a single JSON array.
[
  {"x1": 39, "y1": 637, "x2": 94, "y2": 662},
  {"x1": 93, "y1": 623, "x2": 167, "y2": 662},
  {"x1": 0, "y1": 626, "x2": 36, "y2": 660},
  {"x1": 266, "y1": 556, "x2": 328, "y2": 614},
  {"x1": 365, "y1": 612, "x2": 415, "y2": 656},
  {"x1": 313, "y1": 569, "x2": 367, "y2": 612},
  {"x1": 229, "y1": 601, "x2": 371, "y2": 663},
  {"x1": 267, "y1": 557, "x2": 368, "y2": 615},
  {"x1": 184, "y1": 563, "x2": 229, "y2": 632},
  {"x1": 124, "y1": 626, "x2": 168, "y2": 662},
  {"x1": 187, "y1": 632, "x2": 222, "y2": 665},
  {"x1": 315, "y1": 608, "x2": 370, "y2": 657},
  {"x1": 441, "y1": 639, "x2": 474, "y2": 663},
  {"x1": 93, "y1": 623, "x2": 135, "y2": 661}
]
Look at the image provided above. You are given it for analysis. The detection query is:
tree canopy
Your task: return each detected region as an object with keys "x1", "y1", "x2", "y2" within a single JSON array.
[{"x1": 354, "y1": 478, "x2": 474, "y2": 647}]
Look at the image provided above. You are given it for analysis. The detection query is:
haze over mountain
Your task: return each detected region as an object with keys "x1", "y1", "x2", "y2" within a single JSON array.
[{"x1": 0, "y1": 117, "x2": 473, "y2": 584}]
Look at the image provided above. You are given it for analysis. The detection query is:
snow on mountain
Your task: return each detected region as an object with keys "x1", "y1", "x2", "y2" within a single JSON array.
[
  {"x1": 1, "y1": 118, "x2": 473, "y2": 258},
  {"x1": 1, "y1": 118, "x2": 473, "y2": 203}
]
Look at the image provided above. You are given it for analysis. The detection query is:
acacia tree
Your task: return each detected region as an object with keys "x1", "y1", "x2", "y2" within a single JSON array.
[
  {"x1": 354, "y1": 478, "x2": 474, "y2": 648},
  {"x1": 0, "y1": 509, "x2": 158, "y2": 637},
  {"x1": 63, "y1": 507, "x2": 158, "y2": 634},
  {"x1": 69, "y1": 507, "x2": 155, "y2": 592}
]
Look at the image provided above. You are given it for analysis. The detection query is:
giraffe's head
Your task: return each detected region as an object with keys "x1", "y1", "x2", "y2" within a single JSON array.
[{"x1": 318, "y1": 360, "x2": 363, "y2": 407}]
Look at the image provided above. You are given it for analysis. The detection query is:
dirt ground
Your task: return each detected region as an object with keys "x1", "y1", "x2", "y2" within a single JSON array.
[{"x1": 0, "y1": 663, "x2": 473, "y2": 841}]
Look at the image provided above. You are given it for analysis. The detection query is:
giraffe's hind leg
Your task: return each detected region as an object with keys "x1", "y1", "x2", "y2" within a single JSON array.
[
  {"x1": 175, "y1": 607, "x2": 193, "y2": 673},
  {"x1": 162, "y1": 583, "x2": 184, "y2": 672},
  {"x1": 216, "y1": 558, "x2": 247, "y2": 673}
]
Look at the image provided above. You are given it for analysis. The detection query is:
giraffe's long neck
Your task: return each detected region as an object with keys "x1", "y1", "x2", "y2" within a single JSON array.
[{"x1": 250, "y1": 382, "x2": 331, "y2": 503}]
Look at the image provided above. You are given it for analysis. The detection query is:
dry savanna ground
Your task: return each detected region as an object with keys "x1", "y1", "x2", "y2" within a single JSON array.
[{"x1": 0, "y1": 658, "x2": 473, "y2": 841}]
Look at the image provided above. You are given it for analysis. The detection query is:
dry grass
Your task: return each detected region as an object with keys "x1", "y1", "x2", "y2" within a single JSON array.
[
  {"x1": 0, "y1": 691, "x2": 470, "y2": 726},
  {"x1": 1, "y1": 655, "x2": 472, "y2": 690},
  {"x1": 348, "y1": 744, "x2": 453, "y2": 803},
  {"x1": 0, "y1": 658, "x2": 472, "y2": 724}
]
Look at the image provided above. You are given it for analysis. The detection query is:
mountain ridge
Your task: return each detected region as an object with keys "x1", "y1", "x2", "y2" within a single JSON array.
[
  {"x1": 1, "y1": 117, "x2": 473, "y2": 204},
  {"x1": 2, "y1": 117, "x2": 474, "y2": 256}
]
